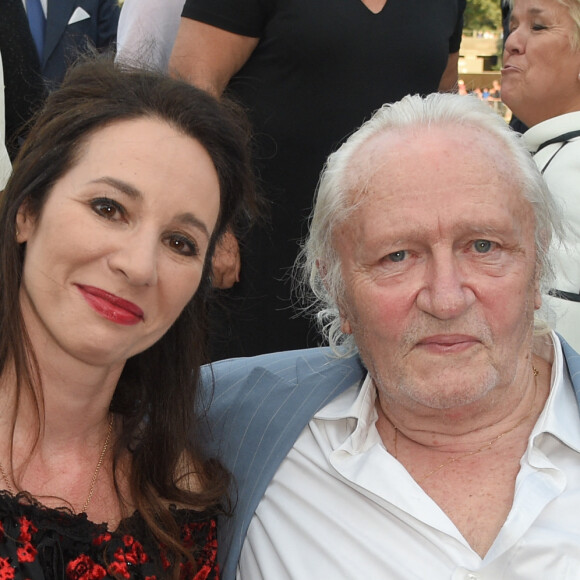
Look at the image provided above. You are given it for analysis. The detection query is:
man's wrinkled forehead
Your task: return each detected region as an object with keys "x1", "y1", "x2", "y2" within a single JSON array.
[{"x1": 344, "y1": 125, "x2": 528, "y2": 210}]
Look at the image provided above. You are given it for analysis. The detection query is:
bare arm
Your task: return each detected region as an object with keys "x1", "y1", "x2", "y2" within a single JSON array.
[
  {"x1": 438, "y1": 52, "x2": 459, "y2": 92},
  {"x1": 169, "y1": 18, "x2": 259, "y2": 96},
  {"x1": 170, "y1": 18, "x2": 259, "y2": 286}
]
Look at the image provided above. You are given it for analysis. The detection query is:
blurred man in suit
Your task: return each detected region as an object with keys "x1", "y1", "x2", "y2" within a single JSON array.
[
  {"x1": 0, "y1": 0, "x2": 119, "y2": 158},
  {"x1": 25, "y1": 0, "x2": 120, "y2": 88}
]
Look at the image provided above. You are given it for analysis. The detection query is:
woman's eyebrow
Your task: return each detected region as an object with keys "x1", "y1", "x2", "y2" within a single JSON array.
[{"x1": 90, "y1": 176, "x2": 142, "y2": 200}]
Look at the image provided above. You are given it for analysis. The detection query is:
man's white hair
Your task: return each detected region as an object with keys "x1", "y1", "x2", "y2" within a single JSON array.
[{"x1": 297, "y1": 92, "x2": 562, "y2": 354}]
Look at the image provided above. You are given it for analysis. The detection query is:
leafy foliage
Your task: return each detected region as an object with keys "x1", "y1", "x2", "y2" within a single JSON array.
[{"x1": 464, "y1": 0, "x2": 503, "y2": 31}]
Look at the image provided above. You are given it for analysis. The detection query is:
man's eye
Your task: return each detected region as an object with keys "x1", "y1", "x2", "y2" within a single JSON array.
[
  {"x1": 387, "y1": 250, "x2": 407, "y2": 263},
  {"x1": 473, "y1": 240, "x2": 493, "y2": 253}
]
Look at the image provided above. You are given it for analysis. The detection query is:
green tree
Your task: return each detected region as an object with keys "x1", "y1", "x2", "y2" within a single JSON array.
[{"x1": 463, "y1": 0, "x2": 502, "y2": 32}]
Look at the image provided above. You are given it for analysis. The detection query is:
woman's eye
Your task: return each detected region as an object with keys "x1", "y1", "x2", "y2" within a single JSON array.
[
  {"x1": 166, "y1": 234, "x2": 199, "y2": 257},
  {"x1": 532, "y1": 23, "x2": 547, "y2": 31},
  {"x1": 473, "y1": 239, "x2": 493, "y2": 253},
  {"x1": 91, "y1": 198, "x2": 124, "y2": 220},
  {"x1": 387, "y1": 250, "x2": 407, "y2": 263}
]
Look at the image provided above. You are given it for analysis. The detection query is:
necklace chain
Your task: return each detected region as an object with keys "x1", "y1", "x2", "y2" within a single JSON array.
[
  {"x1": 392, "y1": 366, "x2": 539, "y2": 484},
  {"x1": 0, "y1": 414, "x2": 114, "y2": 514}
]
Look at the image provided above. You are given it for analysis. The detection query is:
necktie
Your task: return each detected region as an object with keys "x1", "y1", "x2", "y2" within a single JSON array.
[{"x1": 26, "y1": 0, "x2": 45, "y2": 62}]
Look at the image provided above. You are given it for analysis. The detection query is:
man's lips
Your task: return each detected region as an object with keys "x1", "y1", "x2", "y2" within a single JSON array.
[
  {"x1": 76, "y1": 284, "x2": 144, "y2": 325},
  {"x1": 416, "y1": 335, "x2": 479, "y2": 352}
]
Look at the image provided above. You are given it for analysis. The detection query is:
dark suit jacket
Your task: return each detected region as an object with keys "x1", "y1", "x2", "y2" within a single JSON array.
[
  {"x1": 0, "y1": 0, "x2": 46, "y2": 158},
  {"x1": 43, "y1": 0, "x2": 120, "y2": 86},
  {"x1": 200, "y1": 340, "x2": 580, "y2": 580}
]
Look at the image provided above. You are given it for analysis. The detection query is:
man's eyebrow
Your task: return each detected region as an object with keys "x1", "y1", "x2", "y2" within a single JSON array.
[{"x1": 90, "y1": 176, "x2": 211, "y2": 239}]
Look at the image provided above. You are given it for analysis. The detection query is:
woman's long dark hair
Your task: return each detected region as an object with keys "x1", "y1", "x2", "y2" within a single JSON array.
[{"x1": 0, "y1": 57, "x2": 257, "y2": 576}]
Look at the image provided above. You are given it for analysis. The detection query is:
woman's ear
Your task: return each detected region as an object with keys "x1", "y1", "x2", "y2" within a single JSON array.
[{"x1": 16, "y1": 202, "x2": 35, "y2": 243}]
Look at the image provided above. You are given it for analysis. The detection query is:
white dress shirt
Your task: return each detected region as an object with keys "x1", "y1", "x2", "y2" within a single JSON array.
[{"x1": 239, "y1": 332, "x2": 580, "y2": 579}]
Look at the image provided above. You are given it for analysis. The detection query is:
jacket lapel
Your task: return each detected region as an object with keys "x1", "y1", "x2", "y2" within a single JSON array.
[
  {"x1": 43, "y1": 0, "x2": 76, "y2": 66},
  {"x1": 219, "y1": 350, "x2": 365, "y2": 580},
  {"x1": 560, "y1": 337, "x2": 580, "y2": 404}
]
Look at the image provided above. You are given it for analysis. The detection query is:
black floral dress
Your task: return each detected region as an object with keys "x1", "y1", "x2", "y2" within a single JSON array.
[{"x1": 0, "y1": 491, "x2": 219, "y2": 579}]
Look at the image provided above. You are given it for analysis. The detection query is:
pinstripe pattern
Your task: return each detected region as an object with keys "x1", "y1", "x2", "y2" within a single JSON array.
[
  {"x1": 200, "y1": 348, "x2": 365, "y2": 579},
  {"x1": 200, "y1": 340, "x2": 580, "y2": 580}
]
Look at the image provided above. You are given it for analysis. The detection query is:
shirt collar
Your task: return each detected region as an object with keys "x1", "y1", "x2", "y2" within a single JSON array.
[
  {"x1": 522, "y1": 111, "x2": 580, "y2": 153},
  {"x1": 532, "y1": 332, "x2": 580, "y2": 453}
]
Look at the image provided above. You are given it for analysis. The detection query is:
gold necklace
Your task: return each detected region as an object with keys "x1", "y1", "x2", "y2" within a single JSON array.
[
  {"x1": 392, "y1": 366, "x2": 539, "y2": 484},
  {"x1": 0, "y1": 414, "x2": 114, "y2": 514}
]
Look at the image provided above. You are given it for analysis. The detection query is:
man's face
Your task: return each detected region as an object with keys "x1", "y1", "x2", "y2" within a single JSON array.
[{"x1": 334, "y1": 128, "x2": 541, "y2": 414}]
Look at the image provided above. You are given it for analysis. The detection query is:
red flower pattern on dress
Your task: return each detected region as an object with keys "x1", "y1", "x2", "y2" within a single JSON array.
[
  {"x1": 0, "y1": 557, "x2": 14, "y2": 580},
  {"x1": 159, "y1": 545, "x2": 171, "y2": 570},
  {"x1": 107, "y1": 535, "x2": 148, "y2": 579},
  {"x1": 180, "y1": 519, "x2": 218, "y2": 580},
  {"x1": 66, "y1": 554, "x2": 107, "y2": 580},
  {"x1": 15, "y1": 517, "x2": 38, "y2": 564},
  {"x1": 16, "y1": 543, "x2": 36, "y2": 563},
  {"x1": 17, "y1": 518, "x2": 37, "y2": 543},
  {"x1": 92, "y1": 533, "x2": 112, "y2": 547},
  {"x1": 106, "y1": 559, "x2": 130, "y2": 580},
  {"x1": 123, "y1": 535, "x2": 148, "y2": 565},
  {"x1": 193, "y1": 562, "x2": 216, "y2": 580},
  {"x1": 0, "y1": 493, "x2": 218, "y2": 579}
]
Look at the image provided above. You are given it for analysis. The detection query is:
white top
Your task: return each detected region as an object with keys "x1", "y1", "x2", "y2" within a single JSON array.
[
  {"x1": 522, "y1": 112, "x2": 580, "y2": 352},
  {"x1": 0, "y1": 52, "x2": 12, "y2": 190},
  {"x1": 116, "y1": 0, "x2": 185, "y2": 71},
  {"x1": 239, "y1": 332, "x2": 580, "y2": 579}
]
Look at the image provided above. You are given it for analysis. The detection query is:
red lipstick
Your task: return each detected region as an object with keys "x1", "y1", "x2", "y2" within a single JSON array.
[{"x1": 76, "y1": 284, "x2": 144, "y2": 326}]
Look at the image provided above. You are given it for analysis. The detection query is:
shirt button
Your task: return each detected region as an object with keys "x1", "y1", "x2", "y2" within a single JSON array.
[{"x1": 466, "y1": 574, "x2": 479, "y2": 580}]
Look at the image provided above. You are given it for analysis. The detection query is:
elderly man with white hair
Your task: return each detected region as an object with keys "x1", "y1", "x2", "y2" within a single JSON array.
[{"x1": 200, "y1": 92, "x2": 580, "y2": 580}]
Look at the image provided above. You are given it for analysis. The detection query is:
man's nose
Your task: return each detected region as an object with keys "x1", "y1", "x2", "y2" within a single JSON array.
[{"x1": 415, "y1": 254, "x2": 475, "y2": 320}]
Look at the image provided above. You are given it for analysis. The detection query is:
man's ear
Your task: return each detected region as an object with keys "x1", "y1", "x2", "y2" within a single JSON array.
[
  {"x1": 16, "y1": 202, "x2": 35, "y2": 243},
  {"x1": 534, "y1": 271, "x2": 542, "y2": 311},
  {"x1": 317, "y1": 258, "x2": 353, "y2": 335},
  {"x1": 340, "y1": 316, "x2": 353, "y2": 335}
]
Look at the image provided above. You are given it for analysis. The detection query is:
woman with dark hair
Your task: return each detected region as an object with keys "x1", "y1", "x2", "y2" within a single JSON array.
[{"x1": 0, "y1": 57, "x2": 256, "y2": 578}]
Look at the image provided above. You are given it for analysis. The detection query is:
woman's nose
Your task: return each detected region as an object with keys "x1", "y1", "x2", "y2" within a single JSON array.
[{"x1": 108, "y1": 232, "x2": 159, "y2": 287}]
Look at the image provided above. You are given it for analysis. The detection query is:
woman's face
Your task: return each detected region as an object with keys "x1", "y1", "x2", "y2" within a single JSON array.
[
  {"x1": 16, "y1": 117, "x2": 221, "y2": 369},
  {"x1": 502, "y1": 0, "x2": 580, "y2": 126}
]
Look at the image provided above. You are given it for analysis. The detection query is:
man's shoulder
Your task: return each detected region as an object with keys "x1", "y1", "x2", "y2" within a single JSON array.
[
  {"x1": 562, "y1": 338, "x2": 580, "y2": 397},
  {"x1": 206, "y1": 347, "x2": 362, "y2": 384},
  {"x1": 201, "y1": 347, "x2": 366, "y2": 417}
]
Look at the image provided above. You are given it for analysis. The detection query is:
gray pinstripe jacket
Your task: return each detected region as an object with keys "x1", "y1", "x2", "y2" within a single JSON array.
[{"x1": 199, "y1": 341, "x2": 580, "y2": 580}]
